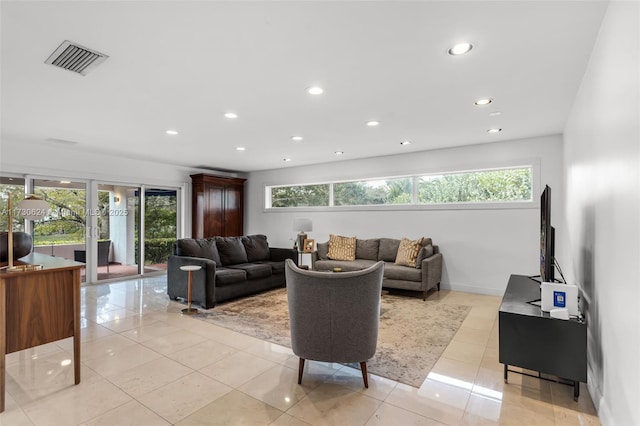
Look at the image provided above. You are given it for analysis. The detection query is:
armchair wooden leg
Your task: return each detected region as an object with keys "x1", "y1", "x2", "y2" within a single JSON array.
[
  {"x1": 360, "y1": 362, "x2": 369, "y2": 388},
  {"x1": 298, "y1": 358, "x2": 305, "y2": 385},
  {"x1": 422, "y1": 291, "x2": 427, "y2": 301}
]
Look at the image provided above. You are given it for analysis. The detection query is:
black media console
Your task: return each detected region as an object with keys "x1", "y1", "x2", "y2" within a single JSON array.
[{"x1": 499, "y1": 274, "x2": 587, "y2": 400}]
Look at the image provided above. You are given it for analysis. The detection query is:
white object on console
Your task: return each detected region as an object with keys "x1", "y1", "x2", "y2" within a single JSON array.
[
  {"x1": 550, "y1": 308, "x2": 570, "y2": 320},
  {"x1": 541, "y1": 282, "x2": 579, "y2": 317}
]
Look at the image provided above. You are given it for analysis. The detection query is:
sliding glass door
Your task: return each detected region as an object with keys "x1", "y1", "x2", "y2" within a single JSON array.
[
  {"x1": 2, "y1": 174, "x2": 180, "y2": 284},
  {"x1": 96, "y1": 184, "x2": 141, "y2": 282},
  {"x1": 32, "y1": 179, "x2": 88, "y2": 281},
  {"x1": 142, "y1": 188, "x2": 177, "y2": 274}
]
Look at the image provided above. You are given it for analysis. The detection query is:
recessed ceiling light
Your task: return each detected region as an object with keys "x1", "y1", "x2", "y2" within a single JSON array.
[
  {"x1": 400, "y1": 140, "x2": 412, "y2": 146},
  {"x1": 474, "y1": 98, "x2": 493, "y2": 106},
  {"x1": 366, "y1": 121, "x2": 380, "y2": 127},
  {"x1": 283, "y1": 157, "x2": 292, "y2": 162},
  {"x1": 224, "y1": 112, "x2": 238, "y2": 119},
  {"x1": 487, "y1": 128, "x2": 502, "y2": 134},
  {"x1": 165, "y1": 130, "x2": 178, "y2": 135},
  {"x1": 236, "y1": 147, "x2": 246, "y2": 151},
  {"x1": 291, "y1": 136, "x2": 303, "y2": 141},
  {"x1": 448, "y1": 42, "x2": 473, "y2": 56},
  {"x1": 334, "y1": 151, "x2": 344, "y2": 155},
  {"x1": 307, "y1": 86, "x2": 324, "y2": 95},
  {"x1": 488, "y1": 111, "x2": 502, "y2": 116}
]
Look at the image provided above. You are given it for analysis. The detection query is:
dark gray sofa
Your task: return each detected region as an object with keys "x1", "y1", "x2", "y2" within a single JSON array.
[
  {"x1": 167, "y1": 234, "x2": 297, "y2": 309},
  {"x1": 313, "y1": 237, "x2": 442, "y2": 300}
]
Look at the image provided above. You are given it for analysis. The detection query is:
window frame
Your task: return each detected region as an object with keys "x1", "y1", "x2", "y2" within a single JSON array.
[{"x1": 264, "y1": 160, "x2": 540, "y2": 212}]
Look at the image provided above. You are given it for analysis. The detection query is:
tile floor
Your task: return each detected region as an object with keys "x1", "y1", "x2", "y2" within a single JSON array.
[{"x1": 1, "y1": 276, "x2": 600, "y2": 425}]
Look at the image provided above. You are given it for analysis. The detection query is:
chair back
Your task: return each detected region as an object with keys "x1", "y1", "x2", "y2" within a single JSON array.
[
  {"x1": 285, "y1": 259, "x2": 384, "y2": 363},
  {"x1": 97, "y1": 240, "x2": 111, "y2": 266}
]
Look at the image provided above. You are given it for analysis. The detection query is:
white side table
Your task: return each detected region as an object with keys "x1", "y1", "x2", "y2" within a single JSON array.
[{"x1": 179, "y1": 265, "x2": 202, "y2": 315}]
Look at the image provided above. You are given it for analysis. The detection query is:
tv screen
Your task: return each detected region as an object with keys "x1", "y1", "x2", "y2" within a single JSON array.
[{"x1": 540, "y1": 185, "x2": 554, "y2": 282}]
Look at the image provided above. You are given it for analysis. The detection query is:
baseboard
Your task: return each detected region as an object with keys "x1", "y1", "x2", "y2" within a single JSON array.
[
  {"x1": 441, "y1": 282, "x2": 504, "y2": 296},
  {"x1": 587, "y1": 367, "x2": 611, "y2": 425}
]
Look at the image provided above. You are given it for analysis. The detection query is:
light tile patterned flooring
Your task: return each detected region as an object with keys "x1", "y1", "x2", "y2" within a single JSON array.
[{"x1": 1, "y1": 276, "x2": 600, "y2": 425}]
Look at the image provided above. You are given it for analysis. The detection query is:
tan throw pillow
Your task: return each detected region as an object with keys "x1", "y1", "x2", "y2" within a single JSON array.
[
  {"x1": 395, "y1": 237, "x2": 424, "y2": 267},
  {"x1": 327, "y1": 234, "x2": 357, "y2": 261}
]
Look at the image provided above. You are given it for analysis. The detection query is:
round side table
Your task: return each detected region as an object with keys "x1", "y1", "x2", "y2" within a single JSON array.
[{"x1": 179, "y1": 265, "x2": 202, "y2": 315}]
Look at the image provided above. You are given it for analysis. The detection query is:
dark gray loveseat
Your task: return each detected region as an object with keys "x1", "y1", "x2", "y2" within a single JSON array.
[{"x1": 167, "y1": 234, "x2": 297, "y2": 309}]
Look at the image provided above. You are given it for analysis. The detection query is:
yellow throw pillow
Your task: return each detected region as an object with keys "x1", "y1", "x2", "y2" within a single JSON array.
[
  {"x1": 327, "y1": 234, "x2": 357, "y2": 261},
  {"x1": 395, "y1": 237, "x2": 424, "y2": 267}
]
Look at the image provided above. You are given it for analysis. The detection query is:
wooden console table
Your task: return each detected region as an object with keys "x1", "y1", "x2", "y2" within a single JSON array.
[
  {"x1": 0, "y1": 253, "x2": 83, "y2": 412},
  {"x1": 499, "y1": 274, "x2": 587, "y2": 400}
]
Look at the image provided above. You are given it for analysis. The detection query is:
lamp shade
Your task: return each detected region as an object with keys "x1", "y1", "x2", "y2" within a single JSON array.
[
  {"x1": 293, "y1": 218, "x2": 313, "y2": 232},
  {"x1": 16, "y1": 196, "x2": 49, "y2": 220}
]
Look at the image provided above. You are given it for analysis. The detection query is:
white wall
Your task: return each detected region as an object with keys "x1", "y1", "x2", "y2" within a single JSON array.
[
  {"x1": 563, "y1": 2, "x2": 640, "y2": 425},
  {"x1": 246, "y1": 135, "x2": 564, "y2": 295}
]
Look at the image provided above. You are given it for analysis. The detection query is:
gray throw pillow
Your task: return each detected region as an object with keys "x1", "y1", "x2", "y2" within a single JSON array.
[
  {"x1": 356, "y1": 239, "x2": 380, "y2": 261},
  {"x1": 174, "y1": 238, "x2": 221, "y2": 265},
  {"x1": 415, "y1": 244, "x2": 434, "y2": 269},
  {"x1": 317, "y1": 242, "x2": 329, "y2": 260},
  {"x1": 378, "y1": 238, "x2": 400, "y2": 262},
  {"x1": 216, "y1": 237, "x2": 248, "y2": 266},
  {"x1": 242, "y1": 234, "x2": 270, "y2": 262}
]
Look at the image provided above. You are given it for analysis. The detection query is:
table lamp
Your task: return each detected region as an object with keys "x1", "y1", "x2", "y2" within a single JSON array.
[
  {"x1": 5, "y1": 194, "x2": 50, "y2": 272},
  {"x1": 293, "y1": 218, "x2": 313, "y2": 251}
]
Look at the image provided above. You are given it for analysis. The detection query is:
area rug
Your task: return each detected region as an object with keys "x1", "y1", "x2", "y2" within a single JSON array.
[{"x1": 195, "y1": 289, "x2": 471, "y2": 387}]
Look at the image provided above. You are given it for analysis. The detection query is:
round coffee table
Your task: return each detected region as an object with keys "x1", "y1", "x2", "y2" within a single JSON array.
[{"x1": 179, "y1": 265, "x2": 202, "y2": 315}]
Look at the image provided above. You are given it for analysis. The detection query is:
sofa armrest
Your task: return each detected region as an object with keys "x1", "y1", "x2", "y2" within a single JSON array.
[
  {"x1": 421, "y1": 252, "x2": 443, "y2": 292},
  {"x1": 167, "y1": 255, "x2": 217, "y2": 309},
  {"x1": 269, "y1": 247, "x2": 298, "y2": 265}
]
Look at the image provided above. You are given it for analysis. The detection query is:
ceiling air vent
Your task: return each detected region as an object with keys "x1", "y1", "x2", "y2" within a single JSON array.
[{"x1": 45, "y1": 40, "x2": 108, "y2": 76}]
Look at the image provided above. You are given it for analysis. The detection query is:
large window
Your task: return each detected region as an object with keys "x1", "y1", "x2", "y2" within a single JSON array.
[
  {"x1": 270, "y1": 184, "x2": 329, "y2": 207},
  {"x1": 266, "y1": 166, "x2": 533, "y2": 209},
  {"x1": 334, "y1": 177, "x2": 412, "y2": 206},
  {"x1": 418, "y1": 167, "x2": 532, "y2": 204}
]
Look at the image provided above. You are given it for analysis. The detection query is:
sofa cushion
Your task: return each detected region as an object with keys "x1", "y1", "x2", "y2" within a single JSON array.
[
  {"x1": 256, "y1": 260, "x2": 286, "y2": 274},
  {"x1": 314, "y1": 259, "x2": 377, "y2": 272},
  {"x1": 327, "y1": 234, "x2": 356, "y2": 261},
  {"x1": 228, "y1": 263, "x2": 273, "y2": 280},
  {"x1": 317, "y1": 242, "x2": 329, "y2": 260},
  {"x1": 378, "y1": 238, "x2": 400, "y2": 262},
  {"x1": 384, "y1": 262, "x2": 422, "y2": 282},
  {"x1": 415, "y1": 244, "x2": 434, "y2": 269},
  {"x1": 174, "y1": 238, "x2": 221, "y2": 265},
  {"x1": 395, "y1": 237, "x2": 424, "y2": 267},
  {"x1": 356, "y1": 239, "x2": 379, "y2": 261},
  {"x1": 242, "y1": 234, "x2": 271, "y2": 262},
  {"x1": 215, "y1": 267, "x2": 247, "y2": 286},
  {"x1": 216, "y1": 237, "x2": 248, "y2": 266}
]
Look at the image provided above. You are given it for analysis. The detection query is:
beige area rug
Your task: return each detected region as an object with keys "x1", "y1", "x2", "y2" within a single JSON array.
[{"x1": 195, "y1": 288, "x2": 471, "y2": 387}]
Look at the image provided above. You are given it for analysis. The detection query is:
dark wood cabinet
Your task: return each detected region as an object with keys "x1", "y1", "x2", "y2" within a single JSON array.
[{"x1": 191, "y1": 174, "x2": 246, "y2": 238}]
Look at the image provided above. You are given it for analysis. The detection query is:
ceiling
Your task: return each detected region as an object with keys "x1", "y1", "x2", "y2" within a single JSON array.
[{"x1": 1, "y1": 1, "x2": 608, "y2": 173}]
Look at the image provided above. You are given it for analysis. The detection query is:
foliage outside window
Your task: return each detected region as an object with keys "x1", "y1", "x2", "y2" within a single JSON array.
[
  {"x1": 271, "y1": 184, "x2": 329, "y2": 207},
  {"x1": 267, "y1": 166, "x2": 532, "y2": 209},
  {"x1": 0, "y1": 179, "x2": 27, "y2": 231},
  {"x1": 334, "y1": 178, "x2": 412, "y2": 206},
  {"x1": 33, "y1": 186, "x2": 88, "y2": 245},
  {"x1": 418, "y1": 168, "x2": 532, "y2": 204},
  {"x1": 141, "y1": 190, "x2": 177, "y2": 265}
]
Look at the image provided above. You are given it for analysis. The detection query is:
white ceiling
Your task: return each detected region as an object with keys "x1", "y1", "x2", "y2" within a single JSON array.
[{"x1": 1, "y1": 1, "x2": 608, "y2": 173}]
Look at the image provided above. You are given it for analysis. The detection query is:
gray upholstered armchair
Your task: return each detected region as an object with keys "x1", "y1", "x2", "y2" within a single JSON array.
[{"x1": 284, "y1": 259, "x2": 384, "y2": 388}]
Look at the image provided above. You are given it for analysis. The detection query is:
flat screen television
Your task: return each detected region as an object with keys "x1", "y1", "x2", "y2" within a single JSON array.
[{"x1": 540, "y1": 185, "x2": 555, "y2": 282}]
